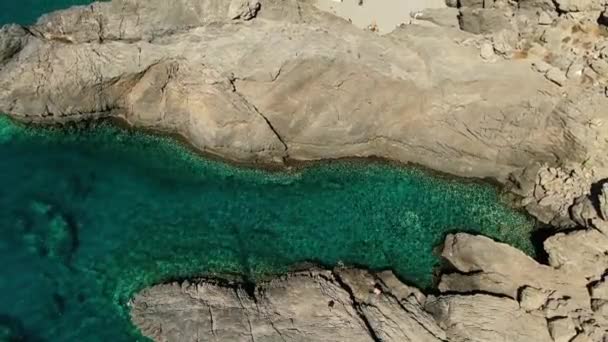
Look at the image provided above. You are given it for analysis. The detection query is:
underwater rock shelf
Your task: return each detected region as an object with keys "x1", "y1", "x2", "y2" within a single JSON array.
[{"x1": 0, "y1": 117, "x2": 534, "y2": 341}]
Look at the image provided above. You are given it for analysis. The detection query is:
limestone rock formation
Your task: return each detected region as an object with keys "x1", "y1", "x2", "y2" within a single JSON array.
[
  {"x1": 426, "y1": 294, "x2": 554, "y2": 342},
  {"x1": 2, "y1": 0, "x2": 608, "y2": 181},
  {"x1": 508, "y1": 162, "x2": 597, "y2": 225},
  {"x1": 130, "y1": 268, "x2": 446, "y2": 342},
  {"x1": 131, "y1": 228, "x2": 608, "y2": 341},
  {"x1": 131, "y1": 176, "x2": 608, "y2": 341},
  {"x1": 3, "y1": 0, "x2": 608, "y2": 341}
]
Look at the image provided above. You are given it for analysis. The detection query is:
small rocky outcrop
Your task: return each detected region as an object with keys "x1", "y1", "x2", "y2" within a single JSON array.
[{"x1": 508, "y1": 162, "x2": 597, "y2": 225}]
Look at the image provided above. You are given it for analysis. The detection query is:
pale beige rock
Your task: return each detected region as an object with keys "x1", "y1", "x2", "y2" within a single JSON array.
[
  {"x1": 411, "y1": 7, "x2": 460, "y2": 28},
  {"x1": 533, "y1": 60, "x2": 553, "y2": 73},
  {"x1": 2, "y1": 1, "x2": 608, "y2": 340},
  {"x1": 548, "y1": 317, "x2": 577, "y2": 342},
  {"x1": 375, "y1": 270, "x2": 426, "y2": 304},
  {"x1": 426, "y1": 294, "x2": 553, "y2": 342},
  {"x1": 459, "y1": 8, "x2": 513, "y2": 34},
  {"x1": 439, "y1": 233, "x2": 589, "y2": 310},
  {"x1": 334, "y1": 268, "x2": 447, "y2": 342},
  {"x1": 131, "y1": 268, "x2": 446, "y2": 342},
  {"x1": 546, "y1": 67, "x2": 567, "y2": 86},
  {"x1": 591, "y1": 277, "x2": 608, "y2": 300},
  {"x1": 5, "y1": 0, "x2": 608, "y2": 181},
  {"x1": 567, "y1": 60, "x2": 586, "y2": 80},
  {"x1": 538, "y1": 11, "x2": 554, "y2": 25},
  {"x1": 480, "y1": 42, "x2": 496, "y2": 60},
  {"x1": 438, "y1": 230, "x2": 608, "y2": 340},
  {"x1": 131, "y1": 270, "x2": 374, "y2": 342},
  {"x1": 555, "y1": 0, "x2": 603, "y2": 12},
  {"x1": 544, "y1": 229, "x2": 608, "y2": 281},
  {"x1": 228, "y1": 0, "x2": 261, "y2": 20},
  {"x1": 519, "y1": 286, "x2": 550, "y2": 311},
  {"x1": 512, "y1": 163, "x2": 597, "y2": 225},
  {"x1": 591, "y1": 59, "x2": 608, "y2": 78},
  {"x1": 492, "y1": 29, "x2": 518, "y2": 56}
]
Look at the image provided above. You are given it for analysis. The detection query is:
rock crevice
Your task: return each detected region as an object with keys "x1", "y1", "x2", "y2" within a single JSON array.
[{"x1": 2, "y1": 0, "x2": 608, "y2": 180}]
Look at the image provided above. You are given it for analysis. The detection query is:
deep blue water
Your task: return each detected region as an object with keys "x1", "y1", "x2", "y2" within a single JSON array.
[{"x1": 1, "y1": 3, "x2": 535, "y2": 341}]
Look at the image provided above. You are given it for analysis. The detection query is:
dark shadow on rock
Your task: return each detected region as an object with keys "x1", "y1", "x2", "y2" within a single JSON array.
[
  {"x1": 589, "y1": 178, "x2": 608, "y2": 219},
  {"x1": 530, "y1": 225, "x2": 553, "y2": 265}
]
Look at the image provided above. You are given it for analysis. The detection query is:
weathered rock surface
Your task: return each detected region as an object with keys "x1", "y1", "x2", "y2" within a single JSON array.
[
  {"x1": 426, "y1": 294, "x2": 554, "y2": 342},
  {"x1": 2, "y1": 0, "x2": 608, "y2": 181},
  {"x1": 131, "y1": 176, "x2": 608, "y2": 341},
  {"x1": 131, "y1": 229, "x2": 608, "y2": 341},
  {"x1": 435, "y1": 180, "x2": 608, "y2": 341},
  {"x1": 3, "y1": 0, "x2": 608, "y2": 341},
  {"x1": 130, "y1": 268, "x2": 446, "y2": 342}
]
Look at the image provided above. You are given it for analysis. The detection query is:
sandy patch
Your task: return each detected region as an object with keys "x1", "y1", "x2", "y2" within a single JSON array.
[{"x1": 314, "y1": 0, "x2": 448, "y2": 33}]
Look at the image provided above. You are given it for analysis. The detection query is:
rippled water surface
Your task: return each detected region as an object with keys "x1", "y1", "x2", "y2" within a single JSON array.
[
  {"x1": 0, "y1": 116, "x2": 535, "y2": 341},
  {"x1": 1, "y1": 2, "x2": 534, "y2": 341}
]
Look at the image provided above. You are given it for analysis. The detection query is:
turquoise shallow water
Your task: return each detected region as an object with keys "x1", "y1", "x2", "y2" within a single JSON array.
[
  {"x1": 0, "y1": 0, "x2": 97, "y2": 26},
  {"x1": 0, "y1": 116, "x2": 535, "y2": 341},
  {"x1": 1, "y1": 3, "x2": 534, "y2": 341}
]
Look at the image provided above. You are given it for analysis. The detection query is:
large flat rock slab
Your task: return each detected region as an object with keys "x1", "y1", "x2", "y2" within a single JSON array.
[{"x1": 2, "y1": 0, "x2": 608, "y2": 180}]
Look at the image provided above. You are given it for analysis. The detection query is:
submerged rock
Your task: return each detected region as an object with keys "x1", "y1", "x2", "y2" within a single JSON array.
[{"x1": 18, "y1": 200, "x2": 79, "y2": 265}]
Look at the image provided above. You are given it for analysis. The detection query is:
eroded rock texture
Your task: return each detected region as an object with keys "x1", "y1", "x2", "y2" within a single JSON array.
[
  {"x1": 3, "y1": 0, "x2": 608, "y2": 341},
  {"x1": 2, "y1": 0, "x2": 608, "y2": 181},
  {"x1": 131, "y1": 269, "x2": 446, "y2": 342},
  {"x1": 131, "y1": 230, "x2": 608, "y2": 341},
  {"x1": 130, "y1": 177, "x2": 608, "y2": 341}
]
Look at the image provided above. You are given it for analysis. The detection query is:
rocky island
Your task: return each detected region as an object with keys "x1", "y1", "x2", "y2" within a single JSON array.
[{"x1": 1, "y1": 0, "x2": 608, "y2": 341}]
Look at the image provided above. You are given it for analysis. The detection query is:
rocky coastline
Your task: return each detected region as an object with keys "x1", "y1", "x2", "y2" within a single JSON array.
[
  {"x1": 2, "y1": 0, "x2": 608, "y2": 340},
  {"x1": 130, "y1": 175, "x2": 608, "y2": 342}
]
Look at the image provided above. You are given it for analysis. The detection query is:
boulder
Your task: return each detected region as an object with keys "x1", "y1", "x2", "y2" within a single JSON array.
[
  {"x1": 459, "y1": 7, "x2": 513, "y2": 34},
  {"x1": 548, "y1": 317, "x2": 577, "y2": 342},
  {"x1": 439, "y1": 233, "x2": 592, "y2": 318},
  {"x1": 554, "y1": 0, "x2": 604, "y2": 12},
  {"x1": 412, "y1": 7, "x2": 460, "y2": 28},
  {"x1": 544, "y1": 229, "x2": 608, "y2": 280},
  {"x1": 227, "y1": 0, "x2": 261, "y2": 20},
  {"x1": 426, "y1": 294, "x2": 553, "y2": 342}
]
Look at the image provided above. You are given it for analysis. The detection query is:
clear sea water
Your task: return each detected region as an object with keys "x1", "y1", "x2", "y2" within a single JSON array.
[{"x1": 1, "y1": 3, "x2": 535, "y2": 341}]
